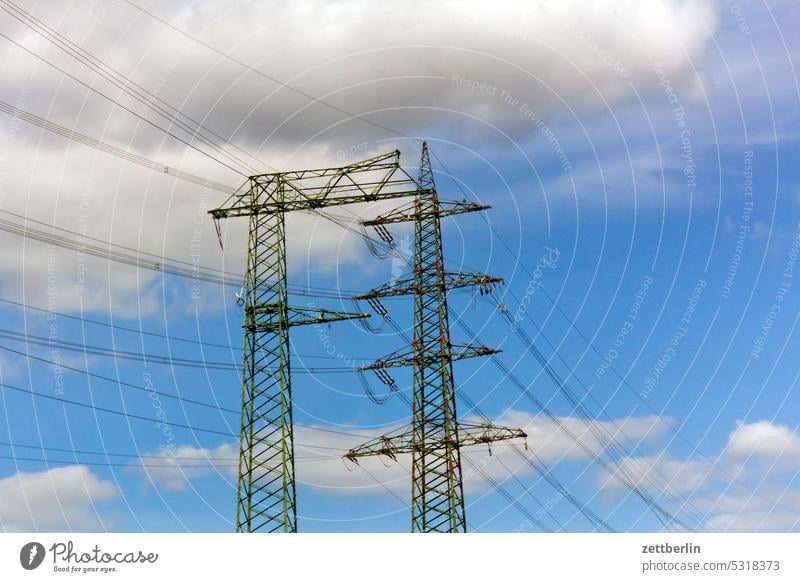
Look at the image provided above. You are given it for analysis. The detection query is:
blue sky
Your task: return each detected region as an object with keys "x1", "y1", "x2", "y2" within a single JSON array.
[{"x1": 0, "y1": 0, "x2": 799, "y2": 532}]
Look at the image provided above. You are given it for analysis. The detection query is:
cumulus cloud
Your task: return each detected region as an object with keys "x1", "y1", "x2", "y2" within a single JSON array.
[
  {"x1": 0, "y1": 0, "x2": 718, "y2": 312},
  {"x1": 133, "y1": 442, "x2": 238, "y2": 492},
  {"x1": 696, "y1": 490, "x2": 800, "y2": 532},
  {"x1": 132, "y1": 416, "x2": 800, "y2": 532},
  {"x1": 726, "y1": 420, "x2": 800, "y2": 463},
  {"x1": 134, "y1": 412, "x2": 669, "y2": 497},
  {"x1": 597, "y1": 455, "x2": 712, "y2": 495},
  {"x1": 0, "y1": 465, "x2": 117, "y2": 531}
]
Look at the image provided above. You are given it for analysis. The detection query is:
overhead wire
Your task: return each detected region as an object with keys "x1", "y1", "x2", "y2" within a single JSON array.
[
  {"x1": 0, "y1": 207, "x2": 364, "y2": 300},
  {"x1": 0, "y1": 30, "x2": 246, "y2": 176},
  {"x1": 0, "y1": 99, "x2": 239, "y2": 194},
  {"x1": 487, "y1": 291, "x2": 714, "y2": 528},
  {"x1": 0, "y1": 0, "x2": 261, "y2": 175},
  {"x1": 0, "y1": 0, "x2": 715, "y2": 529}
]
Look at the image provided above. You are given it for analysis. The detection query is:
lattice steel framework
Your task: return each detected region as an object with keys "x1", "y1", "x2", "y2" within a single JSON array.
[
  {"x1": 345, "y1": 143, "x2": 526, "y2": 532},
  {"x1": 210, "y1": 151, "x2": 427, "y2": 532}
]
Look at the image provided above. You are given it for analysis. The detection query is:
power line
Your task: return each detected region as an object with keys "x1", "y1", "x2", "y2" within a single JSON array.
[
  {"x1": 0, "y1": 0, "x2": 261, "y2": 175},
  {"x1": 463, "y1": 455, "x2": 554, "y2": 533},
  {"x1": 0, "y1": 30, "x2": 246, "y2": 176},
  {"x1": 0, "y1": 440, "x2": 337, "y2": 464},
  {"x1": 0, "y1": 296, "x2": 235, "y2": 350},
  {"x1": 3, "y1": 0, "x2": 715, "y2": 530},
  {"x1": 0, "y1": 328, "x2": 358, "y2": 373},
  {"x1": 0, "y1": 326, "x2": 239, "y2": 371},
  {"x1": 120, "y1": 0, "x2": 415, "y2": 143},
  {"x1": 0, "y1": 208, "x2": 367, "y2": 300},
  {"x1": 0, "y1": 341, "x2": 239, "y2": 413},
  {"x1": 1, "y1": 380, "x2": 365, "y2": 452},
  {"x1": 0, "y1": 99, "x2": 239, "y2": 194},
  {"x1": 1, "y1": 379, "x2": 234, "y2": 437},
  {"x1": 0, "y1": 295, "x2": 376, "y2": 359}
]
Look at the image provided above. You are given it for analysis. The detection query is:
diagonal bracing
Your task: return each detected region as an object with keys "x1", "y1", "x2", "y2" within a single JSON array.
[
  {"x1": 210, "y1": 151, "x2": 427, "y2": 532},
  {"x1": 345, "y1": 143, "x2": 526, "y2": 532}
]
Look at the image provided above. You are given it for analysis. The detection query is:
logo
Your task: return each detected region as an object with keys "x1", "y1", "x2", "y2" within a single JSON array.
[{"x1": 20, "y1": 542, "x2": 46, "y2": 570}]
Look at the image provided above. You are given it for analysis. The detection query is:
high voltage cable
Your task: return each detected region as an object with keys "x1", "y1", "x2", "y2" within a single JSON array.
[
  {"x1": 0, "y1": 31, "x2": 246, "y2": 176},
  {"x1": 0, "y1": 0, "x2": 260, "y2": 175},
  {"x1": 314, "y1": 192, "x2": 692, "y2": 530},
  {"x1": 356, "y1": 311, "x2": 575, "y2": 532},
  {"x1": 0, "y1": 342, "x2": 239, "y2": 413},
  {"x1": 469, "y1": 213, "x2": 787, "y2": 521},
  {"x1": 462, "y1": 455, "x2": 554, "y2": 533},
  {"x1": 0, "y1": 209, "x2": 364, "y2": 300},
  {"x1": 0, "y1": 440, "x2": 338, "y2": 464},
  {"x1": 454, "y1": 315, "x2": 689, "y2": 530},
  {"x1": 3, "y1": 0, "x2": 586, "y2": 531},
  {"x1": 0, "y1": 0, "x2": 711, "y2": 529},
  {"x1": 355, "y1": 259, "x2": 614, "y2": 531},
  {"x1": 0, "y1": 296, "x2": 235, "y2": 350},
  {"x1": 0, "y1": 329, "x2": 356, "y2": 374},
  {"x1": 1, "y1": 0, "x2": 421, "y2": 302},
  {"x1": 488, "y1": 292, "x2": 714, "y2": 529},
  {"x1": 2, "y1": 379, "x2": 234, "y2": 437},
  {"x1": 0, "y1": 327, "x2": 239, "y2": 371},
  {"x1": 457, "y1": 389, "x2": 613, "y2": 532},
  {"x1": 1, "y1": 379, "x2": 367, "y2": 451},
  {"x1": 119, "y1": 0, "x2": 416, "y2": 143},
  {"x1": 0, "y1": 99, "x2": 239, "y2": 194},
  {"x1": 0, "y1": 296, "x2": 375, "y2": 363},
  {"x1": 491, "y1": 453, "x2": 565, "y2": 533},
  {"x1": 0, "y1": 339, "x2": 388, "y2": 439},
  {"x1": 351, "y1": 220, "x2": 670, "y2": 531}
]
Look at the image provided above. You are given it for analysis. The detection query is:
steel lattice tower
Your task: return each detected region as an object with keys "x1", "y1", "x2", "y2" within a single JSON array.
[
  {"x1": 345, "y1": 143, "x2": 526, "y2": 532},
  {"x1": 210, "y1": 152, "x2": 428, "y2": 532}
]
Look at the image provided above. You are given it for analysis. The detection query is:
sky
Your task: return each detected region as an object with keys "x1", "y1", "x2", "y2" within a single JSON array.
[{"x1": 0, "y1": 0, "x2": 799, "y2": 532}]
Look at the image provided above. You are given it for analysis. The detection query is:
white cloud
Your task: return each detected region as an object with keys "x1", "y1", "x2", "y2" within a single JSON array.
[
  {"x1": 597, "y1": 455, "x2": 712, "y2": 495},
  {"x1": 136, "y1": 412, "x2": 669, "y2": 497},
  {"x1": 697, "y1": 490, "x2": 800, "y2": 532},
  {"x1": 133, "y1": 442, "x2": 238, "y2": 492},
  {"x1": 726, "y1": 420, "x2": 800, "y2": 463},
  {"x1": 0, "y1": 0, "x2": 719, "y2": 311},
  {"x1": 0, "y1": 465, "x2": 117, "y2": 531}
]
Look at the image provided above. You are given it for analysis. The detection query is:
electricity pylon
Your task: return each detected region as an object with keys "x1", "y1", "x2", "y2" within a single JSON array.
[
  {"x1": 345, "y1": 143, "x2": 527, "y2": 532},
  {"x1": 210, "y1": 151, "x2": 428, "y2": 532}
]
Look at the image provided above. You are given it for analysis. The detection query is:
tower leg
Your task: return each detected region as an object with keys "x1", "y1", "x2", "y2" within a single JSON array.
[
  {"x1": 411, "y1": 143, "x2": 466, "y2": 532},
  {"x1": 237, "y1": 181, "x2": 296, "y2": 532}
]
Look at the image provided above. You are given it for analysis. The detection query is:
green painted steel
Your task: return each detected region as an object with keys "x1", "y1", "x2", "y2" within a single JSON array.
[
  {"x1": 345, "y1": 143, "x2": 526, "y2": 532},
  {"x1": 210, "y1": 151, "x2": 426, "y2": 533}
]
